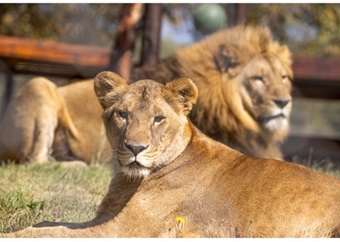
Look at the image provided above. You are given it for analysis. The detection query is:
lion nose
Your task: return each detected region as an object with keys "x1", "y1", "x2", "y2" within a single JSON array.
[
  {"x1": 125, "y1": 143, "x2": 149, "y2": 156},
  {"x1": 274, "y1": 98, "x2": 290, "y2": 109}
]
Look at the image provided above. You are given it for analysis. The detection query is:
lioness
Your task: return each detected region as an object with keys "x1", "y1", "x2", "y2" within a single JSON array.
[
  {"x1": 2, "y1": 72, "x2": 339, "y2": 238},
  {"x1": 0, "y1": 25, "x2": 292, "y2": 164}
]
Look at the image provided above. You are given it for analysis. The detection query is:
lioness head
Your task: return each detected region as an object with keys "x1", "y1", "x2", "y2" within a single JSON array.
[{"x1": 94, "y1": 71, "x2": 198, "y2": 178}]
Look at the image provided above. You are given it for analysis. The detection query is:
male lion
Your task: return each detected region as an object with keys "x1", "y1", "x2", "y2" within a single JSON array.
[
  {"x1": 0, "y1": 25, "x2": 292, "y2": 164},
  {"x1": 2, "y1": 72, "x2": 339, "y2": 238}
]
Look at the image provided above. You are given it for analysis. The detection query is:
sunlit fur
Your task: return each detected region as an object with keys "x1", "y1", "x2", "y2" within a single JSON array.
[
  {"x1": 2, "y1": 72, "x2": 339, "y2": 238},
  {"x1": 132, "y1": 25, "x2": 293, "y2": 160}
]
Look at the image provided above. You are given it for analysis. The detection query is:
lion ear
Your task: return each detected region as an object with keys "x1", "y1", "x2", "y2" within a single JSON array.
[
  {"x1": 166, "y1": 77, "x2": 198, "y2": 115},
  {"x1": 94, "y1": 71, "x2": 128, "y2": 109},
  {"x1": 216, "y1": 44, "x2": 244, "y2": 77}
]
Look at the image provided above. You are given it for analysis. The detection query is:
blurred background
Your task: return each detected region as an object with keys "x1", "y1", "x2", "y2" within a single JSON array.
[{"x1": 0, "y1": 3, "x2": 339, "y2": 168}]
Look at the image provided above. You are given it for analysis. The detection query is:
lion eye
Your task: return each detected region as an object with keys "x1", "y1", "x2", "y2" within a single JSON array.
[
  {"x1": 154, "y1": 115, "x2": 165, "y2": 124},
  {"x1": 251, "y1": 76, "x2": 264, "y2": 86},
  {"x1": 251, "y1": 76, "x2": 264, "y2": 82},
  {"x1": 282, "y1": 75, "x2": 289, "y2": 82},
  {"x1": 117, "y1": 111, "x2": 128, "y2": 120}
]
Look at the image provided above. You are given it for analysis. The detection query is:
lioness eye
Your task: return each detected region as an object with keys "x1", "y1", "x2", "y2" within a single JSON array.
[
  {"x1": 154, "y1": 115, "x2": 165, "y2": 124},
  {"x1": 117, "y1": 111, "x2": 128, "y2": 120}
]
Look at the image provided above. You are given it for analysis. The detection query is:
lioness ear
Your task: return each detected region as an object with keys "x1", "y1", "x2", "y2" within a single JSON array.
[
  {"x1": 166, "y1": 77, "x2": 198, "y2": 115},
  {"x1": 94, "y1": 71, "x2": 128, "y2": 109}
]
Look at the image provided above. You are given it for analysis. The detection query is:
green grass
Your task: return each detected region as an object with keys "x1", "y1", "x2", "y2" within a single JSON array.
[
  {"x1": 0, "y1": 162, "x2": 111, "y2": 233},
  {"x1": 0, "y1": 158, "x2": 339, "y2": 234},
  {"x1": 291, "y1": 156, "x2": 340, "y2": 178}
]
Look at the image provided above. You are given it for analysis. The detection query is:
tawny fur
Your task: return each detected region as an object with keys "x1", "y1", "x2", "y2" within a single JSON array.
[
  {"x1": 1, "y1": 72, "x2": 339, "y2": 238},
  {"x1": 0, "y1": 77, "x2": 79, "y2": 164},
  {"x1": 0, "y1": 25, "x2": 292, "y2": 164}
]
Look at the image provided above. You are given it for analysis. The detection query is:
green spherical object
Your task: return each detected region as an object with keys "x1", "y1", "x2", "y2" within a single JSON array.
[{"x1": 193, "y1": 4, "x2": 227, "y2": 34}]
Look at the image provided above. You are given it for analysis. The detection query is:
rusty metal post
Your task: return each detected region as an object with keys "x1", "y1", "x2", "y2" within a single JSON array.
[
  {"x1": 140, "y1": 4, "x2": 162, "y2": 67},
  {"x1": 0, "y1": 70, "x2": 13, "y2": 121},
  {"x1": 235, "y1": 4, "x2": 247, "y2": 25},
  {"x1": 110, "y1": 3, "x2": 143, "y2": 81},
  {"x1": 223, "y1": 4, "x2": 246, "y2": 26}
]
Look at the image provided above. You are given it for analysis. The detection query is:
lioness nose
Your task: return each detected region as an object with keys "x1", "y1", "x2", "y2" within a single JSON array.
[
  {"x1": 274, "y1": 99, "x2": 290, "y2": 109},
  {"x1": 125, "y1": 143, "x2": 149, "y2": 156}
]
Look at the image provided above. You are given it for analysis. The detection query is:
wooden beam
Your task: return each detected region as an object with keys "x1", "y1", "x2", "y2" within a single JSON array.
[
  {"x1": 0, "y1": 35, "x2": 110, "y2": 67},
  {"x1": 0, "y1": 35, "x2": 111, "y2": 78},
  {"x1": 293, "y1": 56, "x2": 340, "y2": 81},
  {"x1": 292, "y1": 56, "x2": 340, "y2": 99},
  {"x1": 0, "y1": 35, "x2": 339, "y2": 99}
]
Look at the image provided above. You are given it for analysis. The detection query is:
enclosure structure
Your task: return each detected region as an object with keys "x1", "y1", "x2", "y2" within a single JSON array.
[{"x1": 0, "y1": 3, "x2": 339, "y2": 164}]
